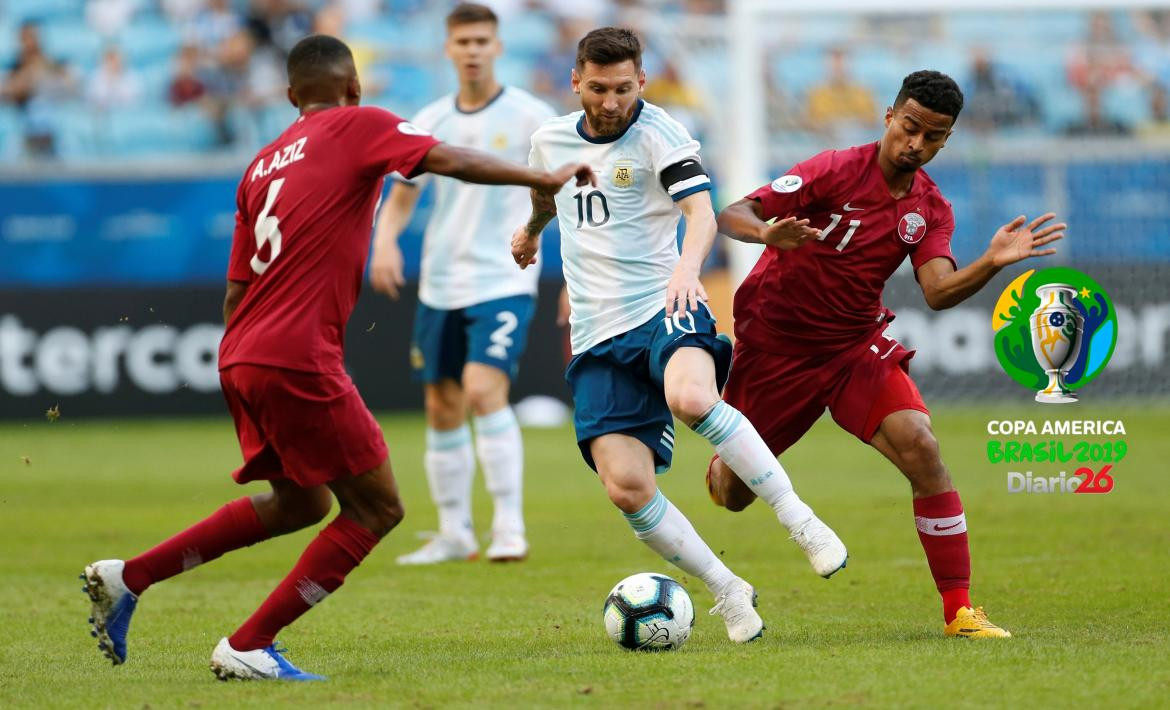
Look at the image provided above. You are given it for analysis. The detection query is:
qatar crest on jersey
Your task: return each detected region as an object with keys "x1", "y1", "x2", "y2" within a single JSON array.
[
  {"x1": 898, "y1": 212, "x2": 927, "y2": 244},
  {"x1": 612, "y1": 159, "x2": 635, "y2": 188}
]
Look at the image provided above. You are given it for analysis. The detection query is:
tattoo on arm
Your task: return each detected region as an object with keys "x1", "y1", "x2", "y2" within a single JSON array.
[{"x1": 525, "y1": 189, "x2": 557, "y2": 235}]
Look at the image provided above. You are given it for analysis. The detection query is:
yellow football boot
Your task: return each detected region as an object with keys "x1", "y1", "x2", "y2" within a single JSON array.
[{"x1": 944, "y1": 606, "x2": 1012, "y2": 638}]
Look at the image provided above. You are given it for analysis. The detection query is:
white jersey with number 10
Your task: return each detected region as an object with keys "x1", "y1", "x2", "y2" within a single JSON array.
[{"x1": 528, "y1": 99, "x2": 711, "y2": 355}]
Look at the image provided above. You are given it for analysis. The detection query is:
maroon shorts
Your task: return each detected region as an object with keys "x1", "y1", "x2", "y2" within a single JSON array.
[
  {"x1": 220, "y1": 364, "x2": 389, "y2": 488},
  {"x1": 722, "y1": 329, "x2": 929, "y2": 455}
]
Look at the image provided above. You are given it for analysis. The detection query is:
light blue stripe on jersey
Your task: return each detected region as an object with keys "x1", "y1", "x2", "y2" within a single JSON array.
[
  {"x1": 624, "y1": 490, "x2": 669, "y2": 533},
  {"x1": 642, "y1": 108, "x2": 687, "y2": 145}
]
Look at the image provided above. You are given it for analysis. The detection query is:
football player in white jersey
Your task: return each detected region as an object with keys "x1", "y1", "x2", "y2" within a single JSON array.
[
  {"x1": 512, "y1": 28, "x2": 849, "y2": 643},
  {"x1": 370, "y1": 3, "x2": 555, "y2": 565}
]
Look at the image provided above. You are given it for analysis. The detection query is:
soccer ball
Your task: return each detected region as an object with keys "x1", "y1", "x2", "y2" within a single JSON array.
[{"x1": 603, "y1": 572, "x2": 695, "y2": 651}]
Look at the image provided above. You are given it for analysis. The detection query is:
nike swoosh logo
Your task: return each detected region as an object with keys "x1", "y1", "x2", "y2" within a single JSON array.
[
  {"x1": 934, "y1": 522, "x2": 962, "y2": 531},
  {"x1": 843, "y1": 203, "x2": 863, "y2": 211}
]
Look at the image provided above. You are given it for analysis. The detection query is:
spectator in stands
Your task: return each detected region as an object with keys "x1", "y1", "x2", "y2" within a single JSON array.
[
  {"x1": 200, "y1": 29, "x2": 284, "y2": 145},
  {"x1": 643, "y1": 57, "x2": 708, "y2": 139},
  {"x1": 312, "y1": 4, "x2": 382, "y2": 95},
  {"x1": 530, "y1": 15, "x2": 584, "y2": 110},
  {"x1": 168, "y1": 45, "x2": 207, "y2": 106},
  {"x1": 86, "y1": 0, "x2": 139, "y2": 38},
  {"x1": 246, "y1": 0, "x2": 314, "y2": 57},
  {"x1": 87, "y1": 47, "x2": 143, "y2": 110},
  {"x1": 1, "y1": 22, "x2": 77, "y2": 156},
  {"x1": 188, "y1": 0, "x2": 243, "y2": 52},
  {"x1": 805, "y1": 47, "x2": 879, "y2": 137},
  {"x1": 1065, "y1": 84, "x2": 1131, "y2": 137},
  {"x1": 962, "y1": 47, "x2": 1040, "y2": 133},
  {"x1": 1067, "y1": 11, "x2": 1139, "y2": 95}
]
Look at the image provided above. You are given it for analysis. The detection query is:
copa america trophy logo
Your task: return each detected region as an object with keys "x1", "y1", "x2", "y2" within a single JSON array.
[
  {"x1": 992, "y1": 267, "x2": 1117, "y2": 403},
  {"x1": 1030, "y1": 284, "x2": 1084, "y2": 403}
]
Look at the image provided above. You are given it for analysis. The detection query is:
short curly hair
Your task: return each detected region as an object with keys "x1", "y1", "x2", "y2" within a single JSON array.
[{"x1": 894, "y1": 70, "x2": 964, "y2": 121}]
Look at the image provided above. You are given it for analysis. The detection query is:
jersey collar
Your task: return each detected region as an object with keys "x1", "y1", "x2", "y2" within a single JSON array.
[
  {"x1": 576, "y1": 98, "x2": 644, "y2": 144},
  {"x1": 454, "y1": 86, "x2": 505, "y2": 115}
]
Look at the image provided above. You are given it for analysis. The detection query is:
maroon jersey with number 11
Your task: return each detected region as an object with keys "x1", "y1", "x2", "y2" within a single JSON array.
[
  {"x1": 735, "y1": 142, "x2": 956, "y2": 355},
  {"x1": 219, "y1": 106, "x2": 439, "y2": 374}
]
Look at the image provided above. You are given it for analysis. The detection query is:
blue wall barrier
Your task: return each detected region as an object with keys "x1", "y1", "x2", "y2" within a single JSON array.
[
  {"x1": 0, "y1": 175, "x2": 567, "y2": 287},
  {"x1": 1, "y1": 158, "x2": 1167, "y2": 288}
]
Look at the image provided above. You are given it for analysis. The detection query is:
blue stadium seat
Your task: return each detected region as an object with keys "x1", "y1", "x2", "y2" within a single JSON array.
[
  {"x1": 499, "y1": 12, "x2": 556, "y2": 56},
  {"x1": 382, "y1": 62, "x2": 435, "y2": 106},
  {"x1": 4, "y1": 0, "x2": 84, "y2": 25},
  {"x1": 119, "y1": 18, "x2": 181, "y2": 66},
  {"x1": 1103, "y1": 81, "x2": 1152, "y2": 127},
  {"x1": 40, "y1": 19, "x2": 102, "y2": 68},
  {"x1": 0, "y1": 105, "x2": 23, "y2": 160}
]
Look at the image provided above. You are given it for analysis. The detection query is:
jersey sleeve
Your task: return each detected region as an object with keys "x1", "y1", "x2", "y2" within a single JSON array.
[
  {"x1": 226, "y1": 178, "x2": 254, "y2": 283},
  {"x1": 911, "y1": 198, "x2": 957, "y2": 271},
  {"x1": 352, "y1": 106, "x2": 441, "y2": 179},
  {"x1": 528, "y1": 129, "x2": 547, "y2": 170},
  {"x1": 645, "y1": 112, "x2": 710, "y2": 201},
  {"x1": 746, "y1": 150, "x2": 835, "y2": 220},
  {"x1": 391, "y1": 103, "x2": 443, "y2": 187}
]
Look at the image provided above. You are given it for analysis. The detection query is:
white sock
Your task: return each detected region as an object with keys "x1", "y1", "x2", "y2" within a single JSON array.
[
  {"x1": 425, "y1": 426, "x2": 475, "y2": 539},
  {"x1": 473, "y1": 407, "x2": 524, "y2": 535},
  {"x1": 623, "y1": 490, "x2": 736, "y2": 597},
  {"x1": 693, "y1": 402, "x2": 814, "y2": 531}
]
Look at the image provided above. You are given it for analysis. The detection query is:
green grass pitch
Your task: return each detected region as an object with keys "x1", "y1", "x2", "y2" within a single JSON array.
[{"x1": 2, "y1": 405, "x2": 1167, "y2": 708}]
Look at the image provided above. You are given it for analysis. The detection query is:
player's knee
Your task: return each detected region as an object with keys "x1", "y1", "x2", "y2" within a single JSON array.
[
  {"x1": 301, "y1": 492, "x2": 333, "y2": 526},
  {"x1": 897, "y1": 424, "x2": 943, "y2": 472},
  {"x1": 602, "y1": 475, "x2": 655, "y2": 515},
  {"x1": 465, "y1": 383, "x2": 505, "y2": 417},
  {"x1": 424, "y1": 398, "x2": 463, "y2": 431},
  {"x1": 666, "y1": 383, "x2": 718, "y2": 424},
  {"x1": 362, "y1": 496, "x2": 405, "y2": 539}
]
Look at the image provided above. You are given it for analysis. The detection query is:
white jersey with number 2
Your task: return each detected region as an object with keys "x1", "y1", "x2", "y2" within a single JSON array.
[
  {"x1": 401, "y1": 87, "x2": 555, "y2": 310},
  {"x1": 528, "y1": 99, "x2": 712, "y2": 355}
]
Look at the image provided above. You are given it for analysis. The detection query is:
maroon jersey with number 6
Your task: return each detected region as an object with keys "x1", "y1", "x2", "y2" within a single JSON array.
[
  {"x1": 219, "y1": 106, "x2": 439, "y2": 374},
  {"x1": 735, "y1": 142, "x2": 956, "y2": 354}
]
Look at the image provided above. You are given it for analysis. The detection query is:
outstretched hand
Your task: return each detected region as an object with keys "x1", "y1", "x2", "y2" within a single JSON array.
[
  {"x1": 987, "y1": 212, "x2": 1066, "y2": 267},
  {"x1": 539, "y1": 163, "x2": 597, "y2": 194},
  {"x1": 760, "y1": 216, "x2": 821, "y2": 250}
]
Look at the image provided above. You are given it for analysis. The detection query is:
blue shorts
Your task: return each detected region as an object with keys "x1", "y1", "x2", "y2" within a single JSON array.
[
  {"x1": 411, "y1": 294, "x2": 536, "y2": 383},
  {"x1": 565, "y1": 304, "x2": 732, "y2": 474}
]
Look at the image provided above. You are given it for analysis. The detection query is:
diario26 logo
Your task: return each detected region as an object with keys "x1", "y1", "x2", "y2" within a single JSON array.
[{"x1": 991, "y1": 267, "x2": 1117, "y2": 403}]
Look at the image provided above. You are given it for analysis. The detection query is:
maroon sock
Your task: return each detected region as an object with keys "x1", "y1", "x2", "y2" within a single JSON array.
[
  {"x1": 122, "y1": 497, "x2": 269, "y2": 596},
  {"x1": 913, "y1": 491, "x2": 972, "y2": 623},
  {"x1": 228, "y1": 516, "x2": 379, "y2": 651}
]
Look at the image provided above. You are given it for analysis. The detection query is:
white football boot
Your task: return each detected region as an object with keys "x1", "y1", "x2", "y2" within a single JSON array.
[
  {"x1": 395, "y1": 532, "x2": 478, "y2": 565},
  {"x1": 790, "y1": 516, "x2": 849, "y2": 578},
  {"x1": 709, "y1": 577, "x2": 764, "y2": 643},
  {"x1": 82, "y1": 559, "x2": 138, "y2": 665},
  {"x1": 209, "y1": 637, "x2": 324, "y2": 681},
  {"x1": 486, "y1": 530, "x2": 529, "y2": 562}
]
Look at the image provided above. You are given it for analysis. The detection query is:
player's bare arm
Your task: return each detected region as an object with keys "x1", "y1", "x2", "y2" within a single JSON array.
[
  {"x1": 222, "y1": 280, "x2": 248, "y2": 324},
  {"x1": 917, "y1": 212, "x2": 1066, "y2": 310},
  {"x1": 511, "y1": 188, "x2": 557, "y2": 269},
  {"x1": 716, "y1": 198, "x2": 821, "y2": 249},
  {"x1": 420, "y1": 143, "x2": 595, "y2": 194},
  {"x1": 665, "y1": 190, "x2": 717, "y2": 315},
  {"x1": 369, "y1": 181, "x2": 422, "y2": 300}
]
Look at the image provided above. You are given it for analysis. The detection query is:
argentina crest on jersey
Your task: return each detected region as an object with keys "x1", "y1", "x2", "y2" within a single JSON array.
[{"x1": 612, "y1": 158, "x2": 635, "y2": 188}]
